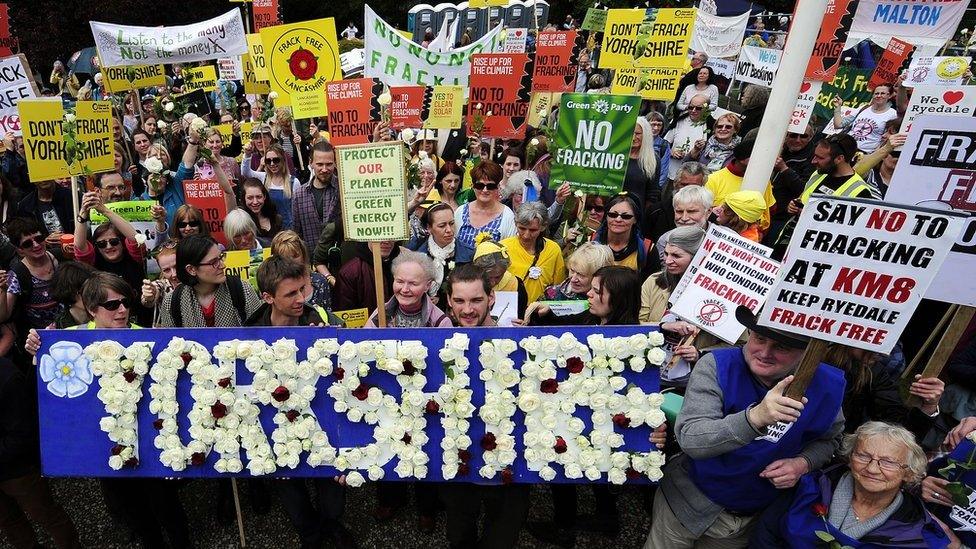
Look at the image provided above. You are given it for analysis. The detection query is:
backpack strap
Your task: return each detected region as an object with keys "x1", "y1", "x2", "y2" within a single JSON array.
[
  {"x1": 226, "y1": 276, "x2": 248, "y2": 325},
  {"x1": 171, "y1": 284, "x2": 185, "y2": 328}
]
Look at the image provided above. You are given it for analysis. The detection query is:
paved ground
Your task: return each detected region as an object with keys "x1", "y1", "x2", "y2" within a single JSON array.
[{"x1": 11, "y1": 478, "x2": 656, "y2": 548}]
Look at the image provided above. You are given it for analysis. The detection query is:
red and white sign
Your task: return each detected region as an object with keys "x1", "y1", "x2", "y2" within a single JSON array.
[
  {"x1": 0, "y1": 55, "x2": 37, "y2": 136},
  {"x1": 900, "y1": 85, "x2": 976, "y2": 134},
  {"x1": 503, "y1": 28, "x2": 528, "y2": 53},
  {"x1": 789, "y1": 80, "x2": 824, "y2": 134},
  {"x1": 184, "y1": 179, "x2": 229, "y2": 245},
  {"x1": 758, "y1": 196, "x2": 964, "y2": 352}
]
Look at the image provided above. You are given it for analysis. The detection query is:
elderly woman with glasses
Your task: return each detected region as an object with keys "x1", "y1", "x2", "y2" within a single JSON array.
[
  {"x1": 686, "y1": 113, "x2": 741, "y2": 173},
  {"x1": 749, "y1": 421, "x2": 949, "y2": 548},
  {"x1": 454, "y1": 161, "x2": 516, "y2": 250},
  {"x1": 501, "y1": 202, "x2": 566, "y2": 303}
]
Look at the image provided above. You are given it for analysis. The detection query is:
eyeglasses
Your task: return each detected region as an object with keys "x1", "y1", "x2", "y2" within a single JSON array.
[
  {"x1": 98, "y1": 298, "x2": 131, "y2": 311},
  {"x1": 850, "y1": 451, "x2": 907, "y2": 473},
  {"x1": 606, "y1": 211, "x2": 635, "y2": 220},
  {"x1": 196, "y1": 252, "x2": 227, "y2": 269},
  {"x1": 787, "y1": 132, "x2": 811, "y2": 139},
  {"x1": 265, "y1": 157, "x2": 282, "y2": 164},
  {"x1": 18, "y1": 235, "x2": 44, "y2": 249},
  {"x1": 687, "y1": 106, "x2": 704, "y2": 111},
  {"x1": 95, "y1": 237, "x2": 122, "y2": 249},
  {"x1": 473, "y1": 182, "x2": 499, "y2": 191},
  {"x1": 715, "y1": 124, "x2": 735, "y2": 130}
]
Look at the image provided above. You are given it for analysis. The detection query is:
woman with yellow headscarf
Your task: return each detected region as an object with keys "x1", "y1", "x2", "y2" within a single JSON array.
[
  {"x1": 472, "y1": 233, "x2": 528, "y2": 322},
  {"x1": 712, "y1": 190, "x2": 766, "y2": 242}
]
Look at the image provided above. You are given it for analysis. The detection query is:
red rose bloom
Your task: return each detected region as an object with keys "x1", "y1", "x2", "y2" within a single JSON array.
[
  {"x1": 812, "y1": 503, "x2": 828, "y2": 517},
  {"x1": 124, "y1": 457, "x2": 139, "y2": 468},
  {"x1": 403, "y1": 359, "x2": 416, "y2": 375},
  {"x1": 218, "y1": 377, "x2": 231, "y2": 388},
  {"x1": 540, "y1": 379, "x2": 559, "y2": 394},
  {"x1": 613, "y1": 413, "x2": 631, "y2": 428},
  {"x1": 191, "y1": 452, "x2": 206, "y2": 466},
  {"x1": 111, "y1": 444, "x2": 125, "y2": 456},
  {"x1": 554, "y1": 436, "x2": 567, "y2": 454},
  {"x1": 153, "y1": 419, "x2": 164, "y2": 430},
  {"x1": 352, "y1": 383, "x2": 369, "y2": 401},
  {"x1": 626, "y1": 467, "x2": 641, "y2": 480},
  {"x1": 481, "y1": 433, "x2": 497, "y2": 451},
  {"x1": 501, "y1": 467, "x2": 514, "y2": 484},
  {"x1": 288, "y1": 48, "x2": 318, "y2": 80},
  {"x1": 458, "y1": 449, "x2": 472, "y2": 463},
  {"x1": 181, "y1": 352, "x2": 192, "y2": 365},
  {"x1": 566, "y1": 357, "x2": 584, "y2": 374},
  {"x1": 123, "y1": 371, "x2": 136, "y2": 383},
  {"x1": 335, "y1": 367, "x2": 345, "y2": 381},
  {"x1": 402, "y1": 433, "x2": 412, "y2": 444},
  {"x1": 272, "y1": 385, "x2": 291, "y2": 403},
  {"x1": 286, "y1": 410, "x2": 300, "y2": 422},
  {"x1": 211, "y1": 402, "x2": 228, "y2": 419},
  {"x1": 425, "y1": 400, "x2": 440, "y2": 414},
  {"x1": 458, "y1": 463, "x2": 470, "y2": 476}
]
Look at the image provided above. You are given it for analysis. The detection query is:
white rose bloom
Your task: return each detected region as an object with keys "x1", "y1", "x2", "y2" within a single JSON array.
[
  {"x1": 647, "y1": 347, "x2": 667, "y2": 366},
  {"x1": 377, "y1": 92, "x2": 392, "y2": 106},
  {"x1": 164, "y1": 102, "x2": 175, "y2": 112},
  {"x1": 268, "y1": 91, "x2": 279, "y2": 100},
  {"x1": 629, "y1": 356, "x2": 647, "y2": 372},
  {"x1": 518, "y1": 393, "x2": 541, "y2": 413},
  {"x1": 479, "y1": 465, "x2": 495, "y2": 479},
  {"x1": 646, "y1": 451, "x2": 666, "y2": 467},
  {"x1": 648, "y1": 332, "x2": 665, "y2": 347},
  {"x1": 189, "y1": 117, "x2": 208, "y2": 132},
  {"x1": 645, "y1": 409, "x2": 666, "y2": 428},
  {"x1": 345, "y1": 471, "x2": 365, "y2": 487},
  {"x1": 400, "y1": 128, "x2": 416, "y2": 142},
  {"x1": 608, "y1": 468, "x2": 627, "y2": 485},
  {"x1": 647, "y1": 466, "x2": 664, "y2": 481},
  {"x1": 539, "y1": 466, "x2": 557, "y2": 481},
  {"x1": 564, "y1": 464, "x2": 583, "y2": 479},
  {"x1": 609, "y1": 376, "x2": 626, "y2": 391},
  {"x1": 647, "y1": 393, "x2": 665, "y2": 408}
]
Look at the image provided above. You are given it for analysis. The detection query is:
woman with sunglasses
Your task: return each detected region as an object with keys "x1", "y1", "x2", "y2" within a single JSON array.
[
  {"x1": 0, "y1": 219, "x2": 63, "y2": 345},
  {"x1": 686, "y1": 113, "x2": 741, "y2": 173},
  {"x1": 454, "y1": 161, "x2": 516, "y2": 250},
  {"x1": 167, "y1": 204, "x2": 210, "y2": 244},
  {"x1": 240, "y1": 177, "x2": 283, "y2": 241},
  {"x1": 242, "y1": 142, "x2": 300, "y2": 230},
  {"x1": 593, "y1": 193, "x2": 657, "y2": 279}
]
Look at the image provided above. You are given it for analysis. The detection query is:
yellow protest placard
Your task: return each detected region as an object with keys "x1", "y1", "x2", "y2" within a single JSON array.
[
  {"x1": 337, "y1": 141, "x2": 408, "y2": 242},
  {"x1": 598, "y1": 9, "x2": 645, "y2": 70},
  {"x1": 612, "y1": 67, "x2": 682, "y2": 100},
  {"x1": 246, "y1": 34, "x2": 269, "y2": 82},
  {"x1": 527, "y1": 92, "x2": 559, "y2": 127},
  {"x1": 424, "y1": 86, "x2": 463, "y2": 129},
  {"x1": 20, "y1": 100, "x2": 115, "y2": 182},
  {"x1": 611, "y1": 68, "x2": 640, "y2": 94},
  {"x1": 260, "y1": 19, "x2": 341, "y2": 117},
  {"x1": 243, "y1": 54, "x2": 271, "y2": 94},
  {"x1": 635, "y1": 8, "x2": 696, "y2": 69},
  {"x1": 183, "y1": 65, "x2": 219, "y2": 92},
  {"x1": 102, "y1": 65, "x2": 166, "y2": 93},
  {"x1": 224, "y1": 249, "x2": 263, "y2": 289},
  {"x1": 215, "y1": 122, "x2": 252, "y2": 149},
  {"x1": 469, "y1": 0, "x2": 508, "y2": 7},
  {"x1": 333, "y1": 308, "x2": 369, "y2": 328}
]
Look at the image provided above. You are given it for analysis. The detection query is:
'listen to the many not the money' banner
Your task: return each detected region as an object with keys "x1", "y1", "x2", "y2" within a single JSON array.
[
  {"x1": 364, "y1": 5, "x2": 503, "y2": 89},
  {"x1": 532, "y1": 31, "x2": 581, "y2": 94},
  {"x1": 758, "y1": 196, "x2": 964, "y2": 353},
  {"x1": 670, "y1": 226, "x2": 780, "y2": 344},
  {"x1": 551, "y1": 94, "x2": 641, "y2": 196},
  {"x1": 326, "y1": 78, "x2": 382, "y2": 146},
  {"x1": 19, "y1": 100, "x2": 114, "y2": 181},
  {"x1": 91, "y1": 9, "x2": 247, "y2": 67},
  {"x1": 0, "y1": 54, "x2": 37, "y2": 136},
  {"x1": 467, "y1": 54, "x2": 532, "y2": 139},
  {"x1": 337, "y1": 142, "x2": 408, "y2": 241},
  {"x1": 887, "y1": 115, "x2": 976, "y2": 307},
  {"x1": 261, "y1": 19, "x2": 341, "y2": 119}
]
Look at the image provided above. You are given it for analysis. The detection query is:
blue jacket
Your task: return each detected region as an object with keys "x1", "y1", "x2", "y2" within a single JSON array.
[
  {"x1": 926, "y1": 439, "x2": 976, "y2": 548},
  {"x1": 750, "y1": 465, "x2": 949, "y2": 548}
]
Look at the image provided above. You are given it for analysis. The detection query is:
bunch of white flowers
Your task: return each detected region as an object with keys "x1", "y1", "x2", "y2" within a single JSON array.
[{"x1": 88, "y1": 341, "x2": 154, "y2": 470}]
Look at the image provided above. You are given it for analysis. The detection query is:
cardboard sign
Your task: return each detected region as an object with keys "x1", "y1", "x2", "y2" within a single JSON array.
[
  {"x1": 337, "y1": 142, "x2": 409, "y2": 242},
  {"x1": 467, "y1": 54, "x2": 532, "y2": 139},
  {"x1": 847, "y1": 0, "x2": 968, "y2": 52},
  {"x1": 214, "y1": 122, "x2": 252, "y2": 148},
  {"x1": 813, "y1": 66, "x2": 872, "y2": 119},
  {"x1": 869, "y1": 37, "x2": 914, "y2": 89},
  {"x1": 532, "y1": 31, "x2": 580, "y2": 94},
  {"x1": 704, "y1": 57, "x2": 736, "y2": 95},
  {"x1": 758, "y1": 196, "x2": 964, "y2": 353},
  {"x1": 0, "y1": 3, "x2": 18, "y2": 56},
  {"x1": 424, "y1": 86, "x2": 463, "y2": 129},
  {"x1": 182, "y1": 65, "x2": 218, "y2": 92},
  {"x1": 634, "y1": 8, "x2": 696, "y2": 69},
  {"x1": 0, "y1": 54, "x2": 38, "y2": 136},
  {"x1": 246, "y1": 34, "x2": 269, "y2": 82},
  {"x1": 242, "y1": 54, "x2": 271, "y2": 95},
  {"x1": 224, "y1": 248, "x2": 265, "y2": 289},
  {"x1": 261, "y1": 19, "x2": 341, "y2": 116},
  {"x1": 612, "y1": 67, "x2": 683, "y2": 101},
  {"x1": 217, "y1": 57, "x2": 244, "y2": 81},
  {"x1": 671, "y1": 225, "x2": 780, "y2": 344},
  {"x1": 91, "y1": 9, "x2": 248, "y2": 66},
  {"x1": 20, "y1": 100, "x2": 114, "y2": 181},
  {"x1": 551, "y1": 93, "x2": 641, "y2": 196},
  {"x1": 735, "y1": 45, "x2": 781, "y2": 88},
  {"x1": 598, "y1": 9, "x2": 646, "y2": 70},
  {"x1": 389, "y1": 86, "x2": 427, "y2": 130},
  {"x1": 789, "y1": 80, "x2": 825, "y2": 134},
  {"x1": 901, "y1": 86, "x2": 976, "y2": 134},
  {"x1": 183, "y1": 178, "x2": 229, "y2": 245},
  {"x1": 326, "y1": 78, "x2": 381, "y2": 146},
  {"x1": 905, "y1": 56, "x2": 971, "y2": 88},
  {"x1": 581, "y1": 8, "x2": 609, "y2": 32},
  {"x1": 252, "y1": 0, "x2": 281, "y2": 32},
  {"x1": 333, "y1": 308, "x2": 368, "y2": 328},
  {"x1": 886, "y1": 115, "x2": 976, "y2": 306},
  {"x1": 102, "y1": 65, "x2": 166, "y2": 93},
  {"x1": 804, "y1": 0, "x2": 859, "y2": 82},
  {"x1": 503, "y1": 28, "x2": 527, "y2": 53}
]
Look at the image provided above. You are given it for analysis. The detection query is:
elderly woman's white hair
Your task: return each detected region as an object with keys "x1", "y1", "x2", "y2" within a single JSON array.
[
  {"x1": 501, "y1": 170, "x2": 541, "y2": 201},
  {"x1": 673, "y1": 185, "x2": 714, "y2": 212},
  {"x1": 634, "y1": 117, "x2": 658, "y2": 181},
  {"x1": 391, "y1": 249, "x2": 437, "y2": 283},
  {"x1": 514, "y1": 200, "x2": 549, "y2": 227},
  {"x1": 840, "y1": 421, "x2": 927, "y2": 486},
  {"x1": 223, "y1": 209, "x2": 259, "y2": 250},
  {"x1": 416, "y1": 156, "x2": 437, "y2": 174}
]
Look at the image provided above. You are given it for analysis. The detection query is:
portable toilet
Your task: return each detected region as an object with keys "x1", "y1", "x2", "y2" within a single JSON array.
[
  {"x1": 505, "y1": 2, "x2": 527, "y2": 28},
  {"x1": 487, "y1": 5, "x2": 506, "y2": 30},
  {"x1": 532, "y1": 0, "x2": 550, "y2": 28},
  {"x1": 434, "y1": 2, "x2": 461, "y2": 46},
  {"x1": 457, "y1": 2, "x2": 487, "y2": 42},
  {"x1": 412, "y1": 5, "x2": 437, "y2": 42}
]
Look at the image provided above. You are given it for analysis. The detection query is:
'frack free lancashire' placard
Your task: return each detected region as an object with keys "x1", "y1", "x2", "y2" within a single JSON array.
[
  {"x1": 261, "y1": 18, "x2": 341, "y2": 118},
  {"x1": 337, "y1": 142, "x2": 409, "y2": 242}
]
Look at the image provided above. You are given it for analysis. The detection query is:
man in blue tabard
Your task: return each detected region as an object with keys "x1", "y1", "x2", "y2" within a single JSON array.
[{"x1": 645, "y1": 306, "x2": 846, "y2": 548}]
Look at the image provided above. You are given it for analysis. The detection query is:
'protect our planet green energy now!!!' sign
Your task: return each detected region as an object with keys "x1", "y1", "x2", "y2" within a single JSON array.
[
  {"x1": 337, "y1": 141, "x2": 409, "y2": 242},
  {"x1": 550, "y1": 93, "x2": 641, "y2": 196}
]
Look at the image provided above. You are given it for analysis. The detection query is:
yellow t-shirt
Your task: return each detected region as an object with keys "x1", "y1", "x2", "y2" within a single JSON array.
[
  {"x1": 615, "y1": 250, "x2": 639, "y2": 272},
  {"x1": 705, "y1": 167, "x2": 776, "y2": 231},
  {"x1": 501, "y1": 236, "x2": 567, "y2": 304}
]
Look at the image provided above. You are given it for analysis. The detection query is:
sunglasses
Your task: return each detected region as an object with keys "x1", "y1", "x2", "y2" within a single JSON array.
[
  {"x1": 18, "y1": 235, "x2": 44, "y2": 249},
  {"x1": 265, "y1": 157, "x2": 282, "y2": 164},
  {"x1": 606, "y1": 211, "x2": 635, "y2": 220},
  {"x1": 196, "y1": 252, "x2": 227, "y2": 268},
  {"x1": 178, "y1": 220, "x2": 201, "y2": 229},
  {"x1": 587, "y1": 204, "x2": 605, "y2": 213},
  {"x1": 98, "y1": 298, "x2": 131, "y2": 311},
  {"x1": 473, "y1": 182, "x2": 499, "y2": 191},
  {"x1": 687, "y1": 106, "x2": 704, "y2": 111},
  {"x1": 95, "y1": 237, "x2": 122, "y2": 249}
]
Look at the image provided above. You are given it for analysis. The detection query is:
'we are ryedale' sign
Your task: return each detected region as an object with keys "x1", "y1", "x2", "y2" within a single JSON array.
[{"x1": 37, "y1": 326, "x2": 666, "y2": 486}]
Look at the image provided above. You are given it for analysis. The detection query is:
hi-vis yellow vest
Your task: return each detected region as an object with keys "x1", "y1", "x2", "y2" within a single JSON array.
[{"x1": 800, "y1": 173, "x2": 870, "y2": 204}]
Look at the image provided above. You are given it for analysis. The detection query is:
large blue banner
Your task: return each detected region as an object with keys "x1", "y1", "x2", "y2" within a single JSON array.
[{"x1": 36, "y1": 326, "x2": 666, "y2": 486}]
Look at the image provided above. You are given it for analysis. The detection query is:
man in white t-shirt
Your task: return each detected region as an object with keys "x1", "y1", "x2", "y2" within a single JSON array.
[{"x1": 832, "y1": 84, "x2": 897, "y2": 154}]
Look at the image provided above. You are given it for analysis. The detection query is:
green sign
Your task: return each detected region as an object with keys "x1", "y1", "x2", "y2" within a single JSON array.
[
  {"x1": 581, "y1": 8, "x2": 609, "y2": 32},
  {"x1": 336, "y1": 142, "x2": 409, "y2": 242},
  {"x1": 88, "y1": 200, "x2": 155, "y2": 223},
  {"x1": 813, "y1": 67, "x2": 873, "y2": 119},
  {"x1": 551, "y1": 93, "x2": 641, "y2": 196}
]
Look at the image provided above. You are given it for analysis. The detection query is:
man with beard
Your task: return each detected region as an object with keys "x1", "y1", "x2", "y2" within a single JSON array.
[
  {"x1": 294, "y1": 141, "x2": 340, "y2": 254},
  {"x1": 765, "y1": 124, "x2": 818, "y2": 247}
]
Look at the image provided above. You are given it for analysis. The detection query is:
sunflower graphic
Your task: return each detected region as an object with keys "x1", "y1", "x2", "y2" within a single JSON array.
[{"x1": 289, "y1": 48, "x2": 318, "y2": 80}]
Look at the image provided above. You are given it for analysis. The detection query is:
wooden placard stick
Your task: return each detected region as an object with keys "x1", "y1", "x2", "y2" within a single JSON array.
[
  {"x1": 291, "y1": 118, "x2": 306, "y2": 172},
  {"x1": 372, "y1": 243, "x2": 388, "y2": 328},
  {"x1": 784, "y1": 338, "x2": 830, "y2": 402},
  {"x1": 901, "y1": 304, "x2": 958, "y2": 379},
  {"x1": 905, "y1": 305, "x2": 976, "y2": 408},
  {"x1": 665, "y1": 333, "x2": 696, "y2": 371},
  {"x1": 70, "y1": 176, "x2": 80, "y2": 219},
  {"x1": 231, "y1": 478, "x2": 247, "y2": 547}
]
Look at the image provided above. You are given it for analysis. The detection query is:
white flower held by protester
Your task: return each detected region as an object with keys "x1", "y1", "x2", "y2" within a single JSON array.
[
  {"x1": 164, "y1": 102, "x2": 174, "y2": 112},
  {"x1": 268, "y1": 91, "x2": 279, "y2": 101},
  {"x1": 401, "y1": 128, "x2": 416, "y2": 142},
  {"x1": 377, "y1": 92, "x2": 392, "y2": 106}
]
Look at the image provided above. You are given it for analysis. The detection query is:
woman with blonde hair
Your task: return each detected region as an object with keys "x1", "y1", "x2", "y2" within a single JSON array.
[
  {"x1": 541, "y1": 242, "x2": 614, "y2": 301},
  {"x1": 223, "y1": 209, "x2": 264, "y2": 251},
  {"x1": 270, "y1": 230, "x2": 335, "y2": 311},
  {"x1": 242, "y1": 142, "x2": 301, "y2": 229}
]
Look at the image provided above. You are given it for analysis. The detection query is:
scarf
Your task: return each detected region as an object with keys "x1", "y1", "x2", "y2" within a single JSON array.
[
  {"x1": 427, "y1": 237, "x2": 455, "y2": 296},
  {"x1": 610, "y1": 237, "x2": 638, "y2": 263},
  {"x1": 495, "y1": 270, "x2": 519, "y2": 292}
]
